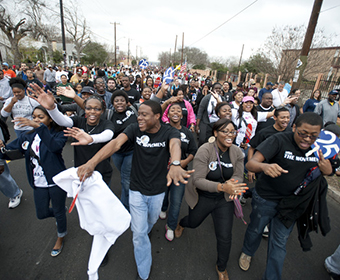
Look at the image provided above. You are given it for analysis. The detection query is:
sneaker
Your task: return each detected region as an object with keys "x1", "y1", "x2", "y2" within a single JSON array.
[
  {"x1": 159, "y1": 211, "x2": 167, "y2": 220},
  {"x1": 262, "y1": 225, "x2": 269, "y2": 238},
  {"x1": 8, "y1": 189, "x2": 23, "y2": 209},
  {"x1": 239, "y1": 252, "x2": 252, "y2": 271},
  {"x1": 165, "y1": 224, "x2": 174, "y2": 241},
  {"x1": 325, "y1": 262, "x2": 340, "y2": 280}
]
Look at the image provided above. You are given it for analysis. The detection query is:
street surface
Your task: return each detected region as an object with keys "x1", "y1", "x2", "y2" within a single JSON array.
[{"x1": 0, "y1": 137, "x2": 339, "y2": 280}]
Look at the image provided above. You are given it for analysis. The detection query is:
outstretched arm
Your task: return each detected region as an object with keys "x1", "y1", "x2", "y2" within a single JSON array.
[{"x1": 77, "y1": 133, "x2": 128, "y2": 181}]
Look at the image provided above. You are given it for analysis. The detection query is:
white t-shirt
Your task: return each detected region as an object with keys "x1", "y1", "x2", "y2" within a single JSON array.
[
  {"x1": 231, "y1": 110, "x2": 267, "y2": 146},
  {"x1": 31, "y1": 134, "x2": 55, "y2": 188},
  {"x1": 1, "y1": 96, "x2": 40, "y2": 130},
  {"x1": 272, "y1": 88, "x2": 288, "y2": 107}
]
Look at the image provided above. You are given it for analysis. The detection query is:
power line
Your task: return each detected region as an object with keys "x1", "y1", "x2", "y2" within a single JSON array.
[
  {"x1": 189, "y1": 0, "x2": 259, "y2": 47},
  {"x1": 320, "y1": 4, "x2": 340, "y2": 13}
]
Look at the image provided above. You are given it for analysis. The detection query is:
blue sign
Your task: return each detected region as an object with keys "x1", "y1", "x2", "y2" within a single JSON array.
[
  {"x1": 311, "y1": 130, "x2": 340, "y2": 159},
  {"x1": 139, "y1": 59, "x2": 149, "y2": 69},
  {"x1": 163, "y1": 67, "x2": 174, "y2": 84}
]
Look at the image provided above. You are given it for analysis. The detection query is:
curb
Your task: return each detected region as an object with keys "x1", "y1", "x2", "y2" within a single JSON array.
[{"x1": 328, "y1": 185, "x2": 340, "y2": 204}]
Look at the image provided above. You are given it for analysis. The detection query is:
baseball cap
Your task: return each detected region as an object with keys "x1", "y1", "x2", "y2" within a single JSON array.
[
  {"x1": 81, "y1": 86, "x2": 95, "y2": 95},
  {"x1": 2, "y1": 62, "x2": 9, "y2": 67},
  {"x1": 237, "y1": 83, "x2": 243, "y2": 87},
  {"x1": 329, "y1": 90, "x2": 339, "y2": 95},
  {"x1": 48, "y1": 64, "x2": 52, "y2": 68},
  {"x1": 266, "y1": 82, "x2": 274, "y2": 86},
  {"x1": 242, "y1": 96, "x2": 254, "y2": 103}
]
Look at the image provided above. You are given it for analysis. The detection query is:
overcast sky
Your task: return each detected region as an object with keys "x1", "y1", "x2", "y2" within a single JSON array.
[{"x1": 60, "y1": 0, "x2": 340, "y2": 63}]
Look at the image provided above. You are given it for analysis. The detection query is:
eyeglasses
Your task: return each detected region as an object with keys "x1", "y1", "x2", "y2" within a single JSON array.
[
  {"x1": 218, "y1": 130, "x2": 237, "y2": 136},
  {"x1": 85, "y1": 107, "x2": 102, "y2": 112},
  {"x1": 296, "y1": 130, "x2": 318, "y2": 141}
]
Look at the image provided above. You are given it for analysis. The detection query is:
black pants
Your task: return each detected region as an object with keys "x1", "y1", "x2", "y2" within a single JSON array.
[{"x1": 180, "y1": 194, "x2": 234, "y2": 271}]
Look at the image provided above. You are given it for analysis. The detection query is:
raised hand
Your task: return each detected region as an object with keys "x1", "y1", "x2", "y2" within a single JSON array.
[
  {"x1": 64, "y1": 127, "x2": 93, "y2": 146},
  {"x1": 27, "y1": 83, "x2": 56, "y2": 110},
  {"x1": 12, "y1": 117, "x2": 39, "y2": 128}
]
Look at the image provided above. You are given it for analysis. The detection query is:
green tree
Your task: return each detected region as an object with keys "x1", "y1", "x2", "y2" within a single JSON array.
[
  {"x1": 241, "y1": 54, "x2": 274, "y2": 74},
  {"x1": 82, "y1": 42, "x2": 108, "y2": 65},
  {"x1": 52, "y1": 50, "x2": 63, "y2": 64}
]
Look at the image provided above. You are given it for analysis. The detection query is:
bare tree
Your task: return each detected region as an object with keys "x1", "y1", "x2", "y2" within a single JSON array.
[
  {"x1": 0, "y1": 1, "x2": 34, "y2": 64},
  {"x1": 255, "y1": 25, "x2": 336, "y2": 81},
  {"x1": 64, "y1": 1, "x2": 90, "y2": 62},
  {"x1": 25, "y1": 0, "x2": 59, "y2": 63}
]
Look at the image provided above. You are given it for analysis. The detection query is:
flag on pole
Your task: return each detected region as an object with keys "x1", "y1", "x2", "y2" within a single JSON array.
[
  {"x1": 139, "y1": 59, "x2": 149, "y2": 69},
  {"x1": 180, "y1": 60, "x2": 187, "y2": 73},
  {"x1": 175, "y1": 64, "x2": 181, "y2": 70},
  {"x1": 163, "y1": 67, "x2": 174, "y2": 84}
]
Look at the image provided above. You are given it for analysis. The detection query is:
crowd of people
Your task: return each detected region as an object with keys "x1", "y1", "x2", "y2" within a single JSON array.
[{"x1": 1, "y1": 60, "x2": 340, "y2": 280}]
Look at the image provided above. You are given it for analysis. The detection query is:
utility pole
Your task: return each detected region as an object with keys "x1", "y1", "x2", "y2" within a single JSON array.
[
  {"x1": 174, "y1": 35, "x2": 178, "y2": 64},
  {"x1": 128, "y1": 38, "x2": 130, "y2": 66},
  {"x1": 170, "y1": 48, "x2": 171, "y2": 66},
  {"x1": 238, "y1": 44, "x2": 244, "y2": 70},
  {"x1": 180, "y1": 32, "x2": 184, "y2": 65},
  {"x1": 110, "y1": 22, "x2": 120, "y2": 67},
  {"x1": 59, "y1": 0, "x2": 67, "y2": 67},
  {"x1": 292, "y1": 0, "x2": 323, "y2": 89}
]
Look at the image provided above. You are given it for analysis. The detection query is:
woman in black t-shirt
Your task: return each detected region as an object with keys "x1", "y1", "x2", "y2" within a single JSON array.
[
  {"x1": 108, "y1": 90, "x2": 137, "y2": 211},
  {"x1": 176, "y1": 118, "x2": 247, "y2": 279},
  {"x1": 159, "y1": 103, "x2": 197, "y2": 241},
  {"x1": 28, "y1": 84, "x2": 114, "y2": 186}
]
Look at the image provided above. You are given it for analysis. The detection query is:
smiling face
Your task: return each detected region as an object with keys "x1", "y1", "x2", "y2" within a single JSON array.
[
  {"x1": 274, "y1": 111, "x2": 290, "y2": 131},
  {"x1": 242, "y1": 101, "x2": 254, "y2": 112},
  {"x1": 223, "y1": 83, "x2": 229, "y2": 92},
  {"x1": 113, "y1": 96, "x2": 127, "y2": 113},
  {"x1": 213, "y1": 84, "x2": 222, "y2": 95},
  {"x1": 292, "y1": 123, "x2": 321, "y2": 150},
  {"x1": 137, "y1": 104, "x2": 160, "y2": 132},
  {"x1": 177, "y1": 90, "x2": 184, "y2": 102},
  {"x1": 32, "y1": 108, "x2": 52, "y2": 128},
  {"x1": 84, "y1": 98, "x2": 104, "y2": 126},
  {"x1": 168, "y1": 104, "x2": 182, "y2": 125},
  {"x1": 218, "y1": 104, "x2": 232, "y2": 119},
  {"x1": 261, "y1": 93, "x2": 273, "y2": 108},
  {"x1": 314, "y1": 90, "x2": 320, "y2": 99},
  {"x1": 214, "y1": 123, "x2": 237, "y2": 151},
  {"x1": 146, "y1": 77, "x2": 153, "y2": 87},
  {"x1": 142, "y1": 87, "x2": 152, "y2": 100},
  {"x1": 235, "y1": 92, "x2": 243, "y2": 103}
]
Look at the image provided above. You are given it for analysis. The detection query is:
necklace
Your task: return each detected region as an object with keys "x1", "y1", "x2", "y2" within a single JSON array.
[
  {"x1": 86, "y1": 123, "x2": 99, "y2": 134},
  {"x1": 219, "y1": 148, "x2": 227, "y2": 158}
]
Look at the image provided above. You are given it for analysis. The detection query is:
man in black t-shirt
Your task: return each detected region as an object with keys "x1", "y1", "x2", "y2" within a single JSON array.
[
  {"x1": 239, "y1": 113, "x2": 332, "y2": 280},
  {"x1": 247, "y1": 107, "x2": 291, "y2": 183},
  {"x1": 77, "y1": 100, "x2": 193, "y2": 280},
  {"x1": 121, "y1": 76, "x2": 140, "y2": 105},
  {"x1": 256, "y1": 92, "x2": 275, "y2": 133}
]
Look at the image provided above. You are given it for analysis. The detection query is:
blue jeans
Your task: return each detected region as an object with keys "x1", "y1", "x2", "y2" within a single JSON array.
[
  {"x1": 161, "y1": 182, "x2": 185, "y2": 230},
  {"x1": 33, "y1": 186, "x2": 67, "y2": 237},
  {"x1": 111, "y1": 150, "x2": 133, "y2": 211},
  {"x1": 0, "y1": 162, "x2": 20, "y2": 198},
  {"x1": 325, "y1": 245, "x2": 340, "y2": 275},
  {"x1": 129, "y1": 190, "x2": 165, "y2": 280},
  {"x1": 242, "y1": 188, "x2": 295, "y2": 280}
]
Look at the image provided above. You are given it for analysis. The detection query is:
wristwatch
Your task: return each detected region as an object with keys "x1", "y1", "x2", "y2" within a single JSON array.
[{"x1": 169, "y1": 160, "x2": 181, "y2": 167}]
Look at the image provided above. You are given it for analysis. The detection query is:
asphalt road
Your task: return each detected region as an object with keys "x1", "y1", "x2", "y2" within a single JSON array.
[{"x1": 0, "y1": 137, "x2": 339, "y2": 280}]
